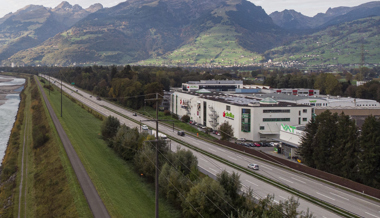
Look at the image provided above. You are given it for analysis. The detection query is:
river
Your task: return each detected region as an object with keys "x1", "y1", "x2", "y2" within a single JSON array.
[{"x1": 0, "y1": 76, "x2": 25, "y2": 162}]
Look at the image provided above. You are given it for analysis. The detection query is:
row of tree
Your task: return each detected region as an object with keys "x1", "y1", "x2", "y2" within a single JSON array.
[
  {"x1": 101, "y1": 116, "x2": 314, "y2": 217},
  {"x1": 264, "y1": 71, "x2": 380, "y2": 102},
  {"x1": 298, "y1": 111, "x2": 380, "y2": 189}
]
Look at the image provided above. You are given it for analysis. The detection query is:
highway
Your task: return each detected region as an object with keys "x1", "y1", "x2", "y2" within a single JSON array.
[{"x1": 43, "y1": 75, "x2": 380, "y2": 218}]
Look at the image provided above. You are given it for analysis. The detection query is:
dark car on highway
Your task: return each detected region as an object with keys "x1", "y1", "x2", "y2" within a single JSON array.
[{"x1": 177, "y1": 131, "x2": 185, "y2": 136}]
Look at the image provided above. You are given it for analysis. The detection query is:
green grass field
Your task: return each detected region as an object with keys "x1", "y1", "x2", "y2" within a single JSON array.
[
  {"x1": 141, "y1": 24, "x2": 262, "y2": 66},
  {"x1": 43, "y1": 82, "x2": 180, "y2": 218}
]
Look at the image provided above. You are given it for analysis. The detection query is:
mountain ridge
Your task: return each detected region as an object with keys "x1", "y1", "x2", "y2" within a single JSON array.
[{"x1": 270, "y1": 1, "x2": 380, "y2": 30}]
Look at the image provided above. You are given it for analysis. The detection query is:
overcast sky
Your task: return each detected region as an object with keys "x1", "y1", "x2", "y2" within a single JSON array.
[{"x1": 0, "y1": 0, "x2": 375, "y2": 18}]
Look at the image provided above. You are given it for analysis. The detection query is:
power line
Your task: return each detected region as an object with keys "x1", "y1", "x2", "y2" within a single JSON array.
[{"x1": 148, "y1": 141, "x2": 238, "y2": 215}]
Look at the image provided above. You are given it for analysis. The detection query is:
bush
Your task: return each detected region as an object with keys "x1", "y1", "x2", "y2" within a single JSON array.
[
  {"x1": 171, "y1": 114, "x2": 179, "y2": 120},
  {"x1": 101, "y1": 116, "x2": 120, "y2": 139},
  {"x1": 43, "y1": 84, "x2": 54, "y2": 91},
  {"x1": 164, "y1": 110, "x2": 171, "y2": 116},
  {"x1": 181, "y1": 115, "x2": 190, "y2": 123},
  {"x1": 218, "y1": 122, "x2": 234, "y2": 141}
]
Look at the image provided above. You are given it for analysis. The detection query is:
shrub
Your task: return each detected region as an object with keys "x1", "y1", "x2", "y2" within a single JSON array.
[
  {"x1": 164, "y1": 110, "x2": 171, "y2": 116},
  {"x1": 171, "y1": 114, "x2": 179, "y2": 120},
  {"x1": 101, "y1": 116, "x2": 120, "y2": 139},
  {"x1": 181, "y1": 115, "x2": 190, "y2": 123}
]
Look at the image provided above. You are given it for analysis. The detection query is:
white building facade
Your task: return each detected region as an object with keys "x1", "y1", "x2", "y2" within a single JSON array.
[{"x1": 171, "y1": 92, "x2": 312, "y2": 141}]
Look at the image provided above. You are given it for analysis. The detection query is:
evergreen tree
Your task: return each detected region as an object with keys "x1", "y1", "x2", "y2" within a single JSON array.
[
  {"x1": 312, "y1": 111, "x2": 338, "y2": 172},
  {"x1": 298, "y1": 117, "x2": 318, "y2": 168},
  {"x1": 330, "y1": 113, "x2": 359, "y2": 179},
  {"x1": 358, "y1": 116, "x2": 380, "y2": 188}
]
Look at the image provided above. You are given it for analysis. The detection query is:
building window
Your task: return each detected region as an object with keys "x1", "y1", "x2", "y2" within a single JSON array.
[
  {"x1": 241, "y1": 109, "x2": 251, "y2": 132},
  {"x1": 226, "y1": 105, "x2": 231, "y2": 111},
  {"x1": 303, "y1": 118, "x2": 307, "y2": 122},
  {"x1": 263, "y1": 118, "x2": 290, "y2": 122},
  {"x1": 303, "y1": 109, "x2": 307, "y2": 113},
  {"x1": 260, "y1": 126, "x2": 265, "y2": 130},
  {"x1": 263, "y1": 109, "x2": 290, "y2": 113},
  {"x1": 299, "y1": 111, "x2": 301, "y2": 116}
]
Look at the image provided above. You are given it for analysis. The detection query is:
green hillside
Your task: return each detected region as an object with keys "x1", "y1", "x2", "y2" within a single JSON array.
[
  {"x1": 139, "y1": 25, "x2": 263, "y2": 67},
  {"x1": 267, "y1": 16, "x2": 380, "y2": 66},
  {"x1": 3, "y1": 0, "x2": 282, "y2": 67}
]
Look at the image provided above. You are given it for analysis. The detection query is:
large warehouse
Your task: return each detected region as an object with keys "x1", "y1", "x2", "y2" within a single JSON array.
[{"x1": 170, "y1": 91, "x2": 312, "y2": 141}]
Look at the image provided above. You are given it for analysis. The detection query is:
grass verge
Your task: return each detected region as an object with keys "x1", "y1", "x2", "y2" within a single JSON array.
[
  {"x1": 33, "y1": 76, "x2": 92, "y2": 217},
  {"x1": 42, "y1": 79, "x2": 181, "y2": 218}
]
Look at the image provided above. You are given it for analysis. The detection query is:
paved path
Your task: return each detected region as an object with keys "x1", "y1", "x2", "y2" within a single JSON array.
[
  {"x1": 36, "y1": 77, "x2": 110, "y2": 218},
  {"x1": 18, "y1": 117, "x2": 28, "y2": 218}
]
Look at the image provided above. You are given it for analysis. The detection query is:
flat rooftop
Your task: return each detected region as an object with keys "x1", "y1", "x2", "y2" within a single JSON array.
[
  {"x1": 185, "y1": 80, "x2": 243, "y2": 85},
  {"x1": 177, "y1": 91, "x2": 310, "y2": 108}
]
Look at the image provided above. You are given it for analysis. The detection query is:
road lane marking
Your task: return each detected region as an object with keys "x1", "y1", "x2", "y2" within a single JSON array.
[
  {"x1": 324, "y1": 186, "x2": 380, "y2": 208},
  {"x1": 279, "y1": 177, "x2": 294, "y2": 184},
  {"x1": 208, "y1": 148, "x2": 216, "y2": 152},
  {"x1": 279, "y1": 195, "x2": 287, "y2": 200},
  {"x1": 316, "y1": 192, "x2": 335, "y2": 201},
  {"x1": 291, "y1": 177, "x2": 306, "y2": 184},
  {"x1": 245, "y1": 180, "x2": 259, "y2": 186},
  {"x1": 366, "y1": 212, "x2": 380, "y2": 218},
  {"x1": 199, "y1": 158, "x2": 209, "y2": 163},
  {"x1": 217, "y1": 148, "x2": 226, "y2": 152},
  {"x1": 208, "y1": 168, "x2": 218, "y2": 173},
  {"x1": 227, "y1": 156, "x2": 237, "y2": 161},
  {"x1": 236, "y1": 155, "x2": 243, "y2": 159},
  {"x1": 259, "y1": 164, "x2": 274, "y2": 170},
  {"x1": 329, "y1": 192, "x2": 349, "y2": 201},
  {"x1": 260, "y1": 165, "x2": 273, "y2": 171}
]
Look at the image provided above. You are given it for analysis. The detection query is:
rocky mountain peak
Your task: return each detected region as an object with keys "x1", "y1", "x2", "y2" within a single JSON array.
[
  {"x1": 55, "y1": 1, "x2": 73, "y2": 10},
  {"x1": 86, "y1": 3, "x2": 103, "y2": 13}
]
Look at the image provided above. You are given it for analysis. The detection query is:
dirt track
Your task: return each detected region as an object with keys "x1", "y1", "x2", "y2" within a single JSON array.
[{"x1": 36, "y1": 77, "x2": 110, "y2": 218}]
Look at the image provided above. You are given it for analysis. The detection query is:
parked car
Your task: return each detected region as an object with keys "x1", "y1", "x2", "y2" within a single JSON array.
[
  {"x1": 246, "y1": 142, "x2": 254, "y2": 147},
  {"x1": 238, "y1": 138, "x2": 246, "y2": 142},
  {"x1": 132, "y1": 113, "x2": 137, "y2": 116},
  {"x1": 262, "y1": 142, "x2": 271, "y2": 147},
  {"x1": 248, "y1": 163, "x2": 259, "y2": 170},
  {"x1": 142, "y1": 125, "x2": 148, "y2": 130},
  {"x1": 189, "y1": 120, "x2": 194, "y2": 124},
  {"x1": 177, "y1": 131, "x2": 185, "y2": 136},
  {"x1": 253, "y1": 143, "x2": 261, "y2": 147}
]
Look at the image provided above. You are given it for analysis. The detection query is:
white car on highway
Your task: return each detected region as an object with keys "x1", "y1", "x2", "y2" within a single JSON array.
[
  {"x1": 248, "y1": 163, "x2": 259, "y2": 170},
  {"x1": 142, "y1": 125, "x2": 148, "y2": 130}
]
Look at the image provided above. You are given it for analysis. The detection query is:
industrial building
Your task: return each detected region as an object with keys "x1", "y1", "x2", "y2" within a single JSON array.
[
  {"x1": 182, "y1": 80, "x2": 243, "y2": 92},
  {"x1": 170, "y1": 91, "x2": 312, "y2": 141}
]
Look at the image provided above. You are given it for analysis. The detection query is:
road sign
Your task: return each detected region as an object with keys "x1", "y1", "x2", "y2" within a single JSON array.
[{"x1": 71, "y1": 82, "x2": 75, "y2": 85}]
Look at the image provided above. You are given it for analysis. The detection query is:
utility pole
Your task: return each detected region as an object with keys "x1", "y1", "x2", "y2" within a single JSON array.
[
  {"x1": 141, "y1": 93, "x2": 176, "y2": 218},
  {"x1": 155, "y1": 93, "x2": 159, "y2": 218},
  {"x1": 61, "y1": 73, "x2": 63, "y2": 117}
]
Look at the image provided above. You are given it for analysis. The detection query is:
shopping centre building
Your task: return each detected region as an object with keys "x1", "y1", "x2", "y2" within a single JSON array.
[{"x1": 170, "y1": 90, "x2": 312, "y2": 142}]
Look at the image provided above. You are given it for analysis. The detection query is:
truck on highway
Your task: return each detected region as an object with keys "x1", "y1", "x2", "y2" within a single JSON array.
[{"x1": 150, "y1": 130, "x2": 167, "y2": 139}]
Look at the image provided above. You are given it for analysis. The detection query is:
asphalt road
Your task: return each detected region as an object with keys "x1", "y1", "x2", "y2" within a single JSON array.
[
  {"x1": 43, "y1": 75, "x2": 380, "y2": 218},
  {"x1": 36, "y1": 77, "x2": 110, "y2": 218}
]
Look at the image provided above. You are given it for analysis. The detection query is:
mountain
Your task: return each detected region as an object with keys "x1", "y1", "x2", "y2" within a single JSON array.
[
  {"x1": 3, "y1": 0, "x2": 287, "y2": 66},
  {"x1": 269, "y1": 10, "x2": 313, "y2": 30},
  {"x1": 266, "y1": 16, "x2": 380, "y2": 66},
  {"x1": 270, "y1": 1, "x2": 380, "y2": 30},
  {"x1": 0, "y1": 1, "x2": 102, "y2": 62}
]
